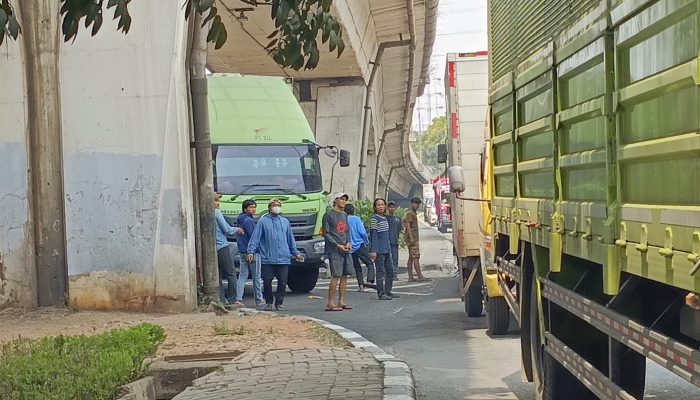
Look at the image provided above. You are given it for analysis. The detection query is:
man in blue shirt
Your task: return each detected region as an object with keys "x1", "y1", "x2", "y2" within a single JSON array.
[
  {"x1": 247, "y1": 198, "x2": 303, "y2": 311},
  {"x1": 344, "y1": 203, "x2": 375, "y2": 291},
  {"x1": 214, "y1": 194, "x2": 241, "y2": 306},
  {"x1": 234, "y1": 199, "x2": 264, "y2": 308}
]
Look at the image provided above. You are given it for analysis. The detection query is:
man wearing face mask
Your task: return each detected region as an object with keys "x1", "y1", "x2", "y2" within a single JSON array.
[{"x1": 247, "y1": 198, "x2": 303, "y2": 311}]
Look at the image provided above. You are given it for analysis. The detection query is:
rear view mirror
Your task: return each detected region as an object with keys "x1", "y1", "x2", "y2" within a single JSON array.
[
  {"x1": 448, "y1": 166, "x2": 465, "y2": 193},
  {"x1": 437, "y1": 144, "x2": 447, "y2": 164},
  {"x1": 339, "y1": 150, "x2": 350, "y2": 167}
]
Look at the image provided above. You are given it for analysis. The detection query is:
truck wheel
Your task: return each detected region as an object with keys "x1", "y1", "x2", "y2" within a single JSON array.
[
  {"x1": 287, "y1": 268, "x2": 319, "y2": 293},
  {"x1": 464, "y1": 284, "x2": 484, "y2": 317},
  {"x1": 529, "y1": 277, "x2": 590, "y2": 400},
  {"x1": 487, "y1": 296, "x2": 509, "y2": 335}
]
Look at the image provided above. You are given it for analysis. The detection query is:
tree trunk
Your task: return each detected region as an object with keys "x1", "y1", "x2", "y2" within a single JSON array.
[
  {"x1": 189, "y1": 13, "x2": 219, "y2": 299},
  {"x1": 19, "y1": 1, "x2": 68, "y2": 306}
]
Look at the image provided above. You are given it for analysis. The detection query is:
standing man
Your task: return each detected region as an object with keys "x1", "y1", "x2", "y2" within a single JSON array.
[
  {"x1": 345, "y1": 203, "x2": 375, "y2": 291},
  {"x1": 247, "y1": 198, "x2": 303, "y2": 311},
  {"x1": 235, "y1": 199, "x2": 265, "y2": 308},
  {"x1": 370, "y1": 198, "x2": 398, "y2": 300},
  {"x1": 403, "y1": 197, "x2": 428, "y2": 282},
  {"x1": 386, "y1": 200, "x2": 402, "y2": 280},
  {"x1": 324, "y1": 193, "x2": 353, "y2": 311},
  {"x1": 214, "y1": 193, "x2": 240, "y2": 306}
]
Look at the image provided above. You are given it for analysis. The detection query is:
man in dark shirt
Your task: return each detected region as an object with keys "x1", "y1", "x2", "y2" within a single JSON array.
[
  {"x1": 386, "y1": 200, "x2": 402, "y2": 280},
  {"x1": 323, "y1": 193, "x2": 353, "y2": 311}
]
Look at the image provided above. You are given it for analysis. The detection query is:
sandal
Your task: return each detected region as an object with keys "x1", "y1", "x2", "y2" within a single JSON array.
[
  {"x1": 340, "y1": 304, "x2": 353, "y2": 310},
  {"x1": 325, "y1": 306, "x2": 343, "y2": 312}
]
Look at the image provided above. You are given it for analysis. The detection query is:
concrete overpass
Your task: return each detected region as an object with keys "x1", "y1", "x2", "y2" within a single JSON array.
[
  {"x1": 208, "y1": 0, "x2": 438, "y2": 199},
  {"x1": 0, "y1": 0, "x2": 436, "y2": 312}
]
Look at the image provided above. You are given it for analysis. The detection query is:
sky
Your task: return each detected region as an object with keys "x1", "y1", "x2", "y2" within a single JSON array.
[{"x1": 413, "y1": 0, "x2": 488, "y2": 132}]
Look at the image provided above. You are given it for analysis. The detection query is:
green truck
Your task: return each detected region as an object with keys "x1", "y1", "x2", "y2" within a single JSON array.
[
  {"x1": 475, "y1": 1, "x2": 700, "y2": 398},
  {"x1": 208, "y1": 74, "x2": 348, "y2": 293}
]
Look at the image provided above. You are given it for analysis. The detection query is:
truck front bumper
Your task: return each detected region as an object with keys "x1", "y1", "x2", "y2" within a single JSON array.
[{"x1": 293, "y1": 237, "x2": 326, "y2": 267}]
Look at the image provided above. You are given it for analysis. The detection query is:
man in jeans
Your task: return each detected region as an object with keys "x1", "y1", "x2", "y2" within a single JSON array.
[
  {"x1": 324, "y1": 193, "x2": 354, "y2": 311},
  {"x1": 345, "y1": 203, "x2": 375, "y2": 291},
  {"x1": 247, "y1": 198, "x2": 303, "y2": 311},
  {"x1": 234, "y1": 199, "x2": 264, "y2": 308},
  {"x1": 386, "y1": 200, "x2": 402, "y2": 280},
  {"x1": 214, "y1": 194, "x2": 241, "y2": 306}
]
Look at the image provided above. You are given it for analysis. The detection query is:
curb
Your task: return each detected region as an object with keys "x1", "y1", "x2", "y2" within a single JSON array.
[{"x1": 240, "y1": 308, "x2": 417, "y2": 400}]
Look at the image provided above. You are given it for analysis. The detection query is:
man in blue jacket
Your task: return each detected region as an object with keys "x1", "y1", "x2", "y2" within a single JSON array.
[
  {"x1": 247, "y1": 198, "x2": 303, "y2": 311},
  {"x1": 234, "y1": 199, "x2": 264, "y2": 308},
  {"x1": 345, "y1": 203, "x2": 375, "y2": 291}
]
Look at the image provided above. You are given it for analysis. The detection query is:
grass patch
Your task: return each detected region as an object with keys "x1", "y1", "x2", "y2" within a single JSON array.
[
  {"x1": 0, "y1": 323, "x2": 165, "y2": 400},
  {"x1": 311, "y1": 324, "x2": 350, "y2": 348},
  {"x1": 213, "y1": 321, "x2": 250, "y2": 336}
]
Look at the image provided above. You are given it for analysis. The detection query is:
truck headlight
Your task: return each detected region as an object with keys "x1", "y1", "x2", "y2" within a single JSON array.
[{"x1": 313, "y1": 241, "x2": 325, "y2": 254}]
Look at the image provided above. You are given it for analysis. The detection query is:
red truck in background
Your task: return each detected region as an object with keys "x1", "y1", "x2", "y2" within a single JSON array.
[{"x1": 432, "y1": 177, "x2": 452, "y2": 233}]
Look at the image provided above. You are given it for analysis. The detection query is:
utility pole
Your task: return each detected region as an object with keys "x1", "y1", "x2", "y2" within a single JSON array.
[
  {"x1": 20, "y1": 1, "x2": 68, "y2": 306},
  {"x1": 189, "y1": 13, "x2": 219, "y2": 300}
]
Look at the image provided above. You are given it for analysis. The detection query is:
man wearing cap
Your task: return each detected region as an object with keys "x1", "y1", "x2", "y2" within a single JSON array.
[
  {"x1": 323, "y1": 193, "x2": 353, "y2": 311},
  {"x1": 386, "y1": 200, "x2": 402, "y2": 280},
  {"x1": 403, "y1": 197, "x2": 428, "y2": 282},
  {"x1": 247, "y1": 198, "x2": 303, "y2": 311}
]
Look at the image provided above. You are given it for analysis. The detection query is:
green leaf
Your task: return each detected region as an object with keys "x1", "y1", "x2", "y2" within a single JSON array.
[
  {"x1": 0, "y1": 9, "x2": 8, "y2": 34},
  {"x1": 266, "y1": 29, "x2": 279, "y2": 39},
  {"x1": 200, "y1": 0, "x2": 215, "y2": 9},
  {"x1": 108, "y1": 0, "x2": 119, "y2": 7},
  {"x1": 328, "y1": 30, "x2": 338, "y2": 51},
  {"x1": 202, "y1": 6, "x2": 217, "y2": 26},
  {"x1": 91, "y1": 14, "x2": 104, "y2": 36},
  {"x1": 7, "y1": 13, "x2": 19, "y2": 38},
  {"x1": 322, "y1": 0, "x2": 331, "y2": 13},
  {"x1": 337, "y1": 35, "x2": 345, "y2": 56},
  {"x1": 214, "y1": 23, "x2": 227, "y2": 49},
  {"x1": 206, "y1": 15, "x2": 221, "y2": 42},
  {"x1": 304, "y1": 48, "x2": 320, "y2": 70},
  {"x1": 266, "y1": 38, "x2": 278, "y2": 49},
  {"x1": 275, "y1": 0, "x2": 289, "y2": 28}
]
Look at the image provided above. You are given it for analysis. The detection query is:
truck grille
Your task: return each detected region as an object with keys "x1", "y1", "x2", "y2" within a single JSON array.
[{"x1": 224, "y1": 213, "x2": 318, "y2": 242}]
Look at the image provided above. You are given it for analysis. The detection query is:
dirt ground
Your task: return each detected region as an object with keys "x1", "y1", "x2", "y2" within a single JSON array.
[{"x1": 0, "y1": 307, "x2": 346, "y2": 358}]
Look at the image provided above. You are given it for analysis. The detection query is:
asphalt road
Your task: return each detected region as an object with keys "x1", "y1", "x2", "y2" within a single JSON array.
[{"x1": 247, "y1": 223, "x2": 700, "y2": 400}]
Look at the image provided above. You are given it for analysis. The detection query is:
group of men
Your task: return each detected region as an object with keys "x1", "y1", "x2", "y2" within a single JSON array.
[
  {"x1": 215, "y1": 196, "x2": 300, "y2": 311},
  {"x1": 322, "y1": 193, "x2": 428, "y2": 311},
  {"x1": 213, "y1": 192, "x2": 427, "y2": 312}
]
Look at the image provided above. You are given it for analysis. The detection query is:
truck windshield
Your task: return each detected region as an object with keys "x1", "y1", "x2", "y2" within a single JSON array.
[{"x1": 213, "y1": 145, "x2": 322, "y2": 194}]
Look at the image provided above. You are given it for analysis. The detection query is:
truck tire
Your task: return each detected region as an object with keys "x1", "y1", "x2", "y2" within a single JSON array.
[
  {"x1": 287, "y1": 268, "x2": 319, "y2": 293},
  {"x1": 464, "y1": 284, "x2": 484, "y2": 317},
  {"x1": 529, "y1": 277, "x2": 591, "y2": 400},
  {"x1": 487, "y1": 296, "x2": 509, "y2": 335}
]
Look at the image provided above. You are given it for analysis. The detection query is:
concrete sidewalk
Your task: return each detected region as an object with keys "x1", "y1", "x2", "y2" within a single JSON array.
[{"x1": 173, "y1": 347, "x2": 383, "y2": 400}]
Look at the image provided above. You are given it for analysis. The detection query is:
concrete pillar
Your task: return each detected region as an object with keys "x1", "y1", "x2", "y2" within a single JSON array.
[
  {"x1": 59, "y1": 0, "x2": 196, "y2": 312},
  {"x1": 19, "y1": 1, "x2": 68, "y2": 307},
  {"x1": 0, "y1": 23, "x2": 38, "y2": 309},
  {"x1": 308, "y1": 82, "x2": 366, "y2": 199}
]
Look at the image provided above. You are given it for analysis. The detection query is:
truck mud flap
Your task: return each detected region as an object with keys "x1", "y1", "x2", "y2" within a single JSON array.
[{"x1": 541, "y1": 278, "x2": 700, "y2": 390}]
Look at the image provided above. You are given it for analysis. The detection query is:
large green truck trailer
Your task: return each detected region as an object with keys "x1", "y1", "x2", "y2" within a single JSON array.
[
  {"x1": 208, "y1": 74, "x2": 347, "y2": 293},
  {"x1": 483, "y1": 0, "x2": 700, "y2": 398}
]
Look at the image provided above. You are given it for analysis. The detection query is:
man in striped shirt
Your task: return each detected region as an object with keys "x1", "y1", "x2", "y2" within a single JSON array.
[{"x1": 369, "y1": 198, "x2": 399, "y2": 300}]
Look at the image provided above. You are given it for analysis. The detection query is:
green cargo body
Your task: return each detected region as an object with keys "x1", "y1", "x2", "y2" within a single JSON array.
[
  {"x1": 488, "y1": 0, "x2": 700, "y2": 397},
  {"x1": 489, "y1": 0, "x2": 700, "y2": 294}
]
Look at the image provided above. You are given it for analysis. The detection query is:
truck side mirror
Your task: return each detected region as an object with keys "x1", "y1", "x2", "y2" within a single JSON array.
[
  {"x1": 448, "y1": 166, "x2": 465, "y2": 193},
  {"x1": 437, "y1": 144, "x2": 447, "y2": 164},
  {"x1": 339, "y1": 150, "x2": 350, "y2": 167}
]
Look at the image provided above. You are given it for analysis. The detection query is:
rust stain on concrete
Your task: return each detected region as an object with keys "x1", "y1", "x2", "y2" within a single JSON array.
[{"x1": 69, "y1": 271, "x2": 190, "y2": 313}]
